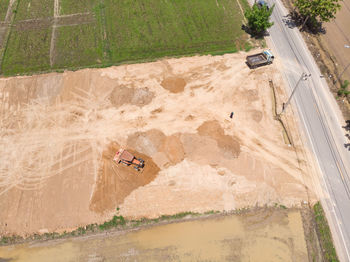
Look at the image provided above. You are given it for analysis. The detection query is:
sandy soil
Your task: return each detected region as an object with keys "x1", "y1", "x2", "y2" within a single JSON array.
[
  {"x1": 321, "y1": 0, "x2": 350, "y2": 82},
  {"x1": 0, "y1": 52, "x2": 316, "y2": 235}
]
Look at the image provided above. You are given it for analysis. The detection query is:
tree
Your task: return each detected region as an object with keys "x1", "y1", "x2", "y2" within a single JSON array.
[
  {"x1": 244, "y1": 4, "x2": 275, "y2": 36},
  {"x1": 294, "y1": 0, "x2": 341, "y2": 29}
]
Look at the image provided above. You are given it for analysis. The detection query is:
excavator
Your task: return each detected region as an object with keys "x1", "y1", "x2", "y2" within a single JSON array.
[{"x1": 113, "y1": 149, "x2": 145, "y2": 171}]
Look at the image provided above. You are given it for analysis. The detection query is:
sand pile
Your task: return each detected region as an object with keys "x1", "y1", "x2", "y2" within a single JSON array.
[
  {"x1": 160, "y1": 77, "x2": 186, "y2": 93},
  {"x1": 110, "y1": 86, "x2": 154, "y2": 108},
  {"x1": 197, "y1": 120, "x2": 241, "y2": 158}
]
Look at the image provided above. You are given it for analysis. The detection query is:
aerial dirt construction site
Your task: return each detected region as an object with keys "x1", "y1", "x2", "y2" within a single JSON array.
[{"x1": 0, "y1": 51, "x2": 318, "y2": 235}]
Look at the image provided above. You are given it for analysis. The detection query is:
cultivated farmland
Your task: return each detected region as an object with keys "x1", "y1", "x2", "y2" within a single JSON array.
[
  {"x1": 59, "y1": 0, "x2": 96, "y2": 15},
  {"x1": 53, "y1": 23, "x2": 103, "y2": 68},
  {"x1": 104, "y1": 0, "x2": 250, "y2": 62},
  {"x1": 0, "y1": 0, "x2": 254, "y2": 75},
  {"x1": 0, "y1": 0, "x2": 10, "y2": 21},
  {"x1": 14, "y1": 0, "x2": 54, "y2": 20},
  {"x1": 2, "y1": 28, "x2": 52, "y2": 74}
]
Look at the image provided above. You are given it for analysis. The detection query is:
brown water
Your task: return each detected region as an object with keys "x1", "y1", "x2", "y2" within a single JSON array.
[{"x1": 0, "y1": 210, "x2": 308, "y2": 262}]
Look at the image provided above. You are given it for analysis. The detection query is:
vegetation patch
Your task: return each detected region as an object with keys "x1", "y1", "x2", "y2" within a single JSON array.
[
  {"x1": 0, "y1": 0, "x2": 10, "y2": 21},
  {"x1": 53, "y1": 23, "x2": 104, "y2": 68},
  {"x1": 2, "y1": 28, "x2": 51, "y2": 75},
  {"x1": 337, "y1": 80, "x2": 350, "y2": 98},
  {"x1": 15, "y1": 0, "x2": 54, "y2": 20},
  {"x1": 104, "y1": 0, "x2": 249, "y2": 63},
  {"x1": 314, "y1": 202, "x2": 339, "y2": 262},
  {"x1": 59, "y1": 0, "x2": 97, "y2": 15}
]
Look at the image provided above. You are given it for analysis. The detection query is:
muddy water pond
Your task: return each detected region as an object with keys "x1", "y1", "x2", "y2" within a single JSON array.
[{"x1": 0, "y1": 210, "x2": 308, "y2": 262}]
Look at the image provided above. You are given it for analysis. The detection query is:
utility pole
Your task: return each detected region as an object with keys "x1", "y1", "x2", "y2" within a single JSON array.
[{"x1": 279, "y1": 72, "x2": 311, "y2": 115}]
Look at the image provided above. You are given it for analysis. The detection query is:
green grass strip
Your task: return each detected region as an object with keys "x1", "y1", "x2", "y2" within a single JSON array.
[{"x1": 314, "y1": 202, "x2": 339, "y2": 262}]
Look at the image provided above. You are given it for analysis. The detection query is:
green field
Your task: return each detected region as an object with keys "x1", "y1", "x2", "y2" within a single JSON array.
[
  {"x1": 105, "y1": 0, "x2": 248, "y2": 62},
  {"x1": 59, "y1": 0, "x2": 96, "y2": 15},
  {"x1": 15, "y1": 0, "x2": 54, "y2": 20},
  {"x1": 0, "y1": 0, "x2": 10, "y2": 21},
  {"x1": 2, "y1": 28, "x2": 51, "y2": 74},
  {"x1": 53, "y1": 23, "x2": 104, "y2": 68},
  {"x1": 1, "y1": 0, "x2": 253, "y2": 75}
]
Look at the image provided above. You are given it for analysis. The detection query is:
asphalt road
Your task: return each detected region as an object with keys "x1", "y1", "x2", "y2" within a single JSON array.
[{"x1": 264, "y1": 1, "x2": 350, "y2": 260}]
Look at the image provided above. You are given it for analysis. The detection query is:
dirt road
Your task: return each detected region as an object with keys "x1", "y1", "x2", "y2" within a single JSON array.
[{"x1": 0, "y1": 52, "x2": 316, "y2": 235}]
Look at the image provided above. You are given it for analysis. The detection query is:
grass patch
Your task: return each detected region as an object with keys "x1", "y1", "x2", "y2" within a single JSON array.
[
  {"x1": 59, "y1": 0, "x2": 97, "y2": 15},
  {"x1": 99, "y1": 215, "x2": 126, "y2": 230},
  {"x1": 244, "y1": 42, "x2": 253, "y2": 52},
  {"x1": 104, "y1": 0, "x2": 249, "y2": 63},
  {"x1": 15, "y1": 0, "x2": 54, "y2": 20},
  {"x1": 314, "y1": 202, "x2": 339, "y2": 262},
  {"x1": 279, "y1": 204, "x2": 287, "y2": 209},
  {"x1": 0, "y1": 0, "x2": 10, "y2": 21},
  {"x1": 53, "y1": 23, "x2": 104, "y2": 68},
  {"x1": 2, "y1": 28, "x2": 51, "y2": 75}
]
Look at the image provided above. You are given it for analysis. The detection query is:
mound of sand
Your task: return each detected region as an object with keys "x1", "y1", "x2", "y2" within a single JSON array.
[
  {"x1": 127, "y1": 130, "x2": 184, "y2": 167},
  {"x1": 197, "y1": 120, "x2": 240, "y2": 157},
  {"x1": 110, "y1": 86, "x2": 154, "y2": 107},
  {"x1": 160, "y1": 77, "x2": 186, "y2": 93}
]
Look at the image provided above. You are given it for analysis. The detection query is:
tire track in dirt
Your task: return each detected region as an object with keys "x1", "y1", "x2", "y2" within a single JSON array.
[{"x1": 49, "y1": 0, "x2": 59, "y2": 67}]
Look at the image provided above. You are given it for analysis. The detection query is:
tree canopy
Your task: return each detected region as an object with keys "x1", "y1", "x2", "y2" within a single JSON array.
[
  {"x1": 244, "y1": 4, "x2": 275, "y2": 36},
  {"x1": 294, "y1": 0, "x2": 341, "y2": 25}
]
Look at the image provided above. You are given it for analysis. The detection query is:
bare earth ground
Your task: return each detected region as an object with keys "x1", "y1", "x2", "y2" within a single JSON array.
[
  {"x1": 322, "y1": 0, "x2": 350, "y2": 83},
  {"x1": 0, "y1": 52, "x2": 317, "y2": 236},
  {"x1": 319, "y1": 0, "x2": 350, "y2": 119}
]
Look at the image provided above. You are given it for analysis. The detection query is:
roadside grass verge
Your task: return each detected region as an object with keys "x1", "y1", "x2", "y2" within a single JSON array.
[
  {"x1": 0, "y1": 0, "x2": 10, "y2": 21},
  {"x1": 59, "y1": 0, "x2": 97, "y2": 15},
  {"x1": 53, "y1": 23, "x2": 104, "y2": 68},
  {"x1": 15, "y1": 0, "x2": 54, "y2": 20},
  {"x1": 314, "y1": 202, "x2": 339, "y2": 262},
  {"x1": 2, "y1": 28, "x2": 51, "y2": 75}
]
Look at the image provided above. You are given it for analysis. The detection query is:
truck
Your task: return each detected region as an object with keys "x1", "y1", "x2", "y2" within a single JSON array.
[
  {"x1": 113, "y1": 149, "x2": 145, "y2": 171},
  {"x1": 246, "y1": 50, "x2": 274, "y2": 69},
  {"x1": 257, "y1": 0, "x2": 270, "y2": 10}
]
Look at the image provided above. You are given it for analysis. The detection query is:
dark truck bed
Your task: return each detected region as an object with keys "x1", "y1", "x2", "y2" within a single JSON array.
[
  {"x1": 246, "y1": 53, "x2": 268, "y2": 67},
  {"x1": 247, "y1": 54, "x2": 265, "y2": 64},
  {"x1": 246, "y1": 50, "x2": 274, "y2": 68}
]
